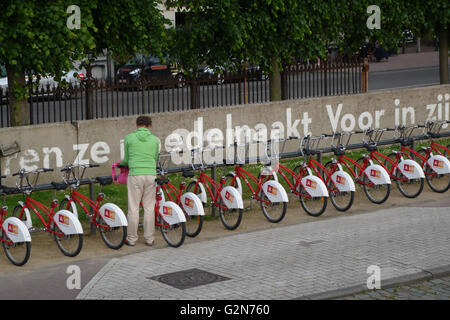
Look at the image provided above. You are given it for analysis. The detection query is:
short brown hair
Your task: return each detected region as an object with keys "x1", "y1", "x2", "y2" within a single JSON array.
[{"x1": 136, "y1": 115, "x2": 152, "y2": 127}]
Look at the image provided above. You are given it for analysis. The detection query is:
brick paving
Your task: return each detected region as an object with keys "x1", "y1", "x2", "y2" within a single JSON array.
[{"x1": 76, "y1": 201, "x2": 450, "y2": 300}]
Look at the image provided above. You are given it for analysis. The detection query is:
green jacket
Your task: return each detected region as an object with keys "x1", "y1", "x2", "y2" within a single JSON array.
[{"x1": 120, "y1": 128, "x2": 159, "y2": 176}]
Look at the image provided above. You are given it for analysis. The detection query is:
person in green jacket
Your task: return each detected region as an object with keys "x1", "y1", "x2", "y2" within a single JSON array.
[{"x1": 120, "y1": 115, "x2": 159, "y2": 246}]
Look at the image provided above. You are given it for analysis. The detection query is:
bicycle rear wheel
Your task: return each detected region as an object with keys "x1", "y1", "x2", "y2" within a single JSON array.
[
  {"x1": 323, "y1": 161, "x2": 354, "y2": 212},
  {"x1": 159, "y1": 216, "x2": 186, "y2": 248},
  {"x1": 51, "y1": 222, "x2": 83, "y2": 257},
  {"x1": 418, "y1": 149, "x2": 450, "y2": 193},
  {"x1": 257, "y1": 172, "x2": 287, "y2": 223},
  {"x1": 1, "y1": 231, "x2": 31, "y2": 266}
]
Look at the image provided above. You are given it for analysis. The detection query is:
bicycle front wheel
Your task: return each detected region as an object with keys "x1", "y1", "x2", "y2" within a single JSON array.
[
  {"x1": 257, "y1": 172, "x2": 286, "y2": 223},
  {"x1": 184, "y1": 214, "x2": 203, "y2": 238},
  {"x1": 218, "y1": 197, "x2": 243, "y2": 230},
  {"x1": 299, "y1": 189, "x2": 328, "y2": 217},
  {"x1": 324, "y1": 161, "x2": 354, "y2": 212},
  {"x1": 1, "y1": 231, "x2": 31, "y2": 266},
  {"x1": 159, "y1": 216, "x2": 186, "y2": 248},
  {"x1": 96, "y1": 215, "x2": 127, "y2": 250},
  {"x1": 385, "y1": 153, "x2": 424, "y2": 199},
  {"x1": 52, "y1": 222, "x2": 83, "y2": 257},
  {"x1": 418, "y1": 149, "x2": 450, "y2": 193}
]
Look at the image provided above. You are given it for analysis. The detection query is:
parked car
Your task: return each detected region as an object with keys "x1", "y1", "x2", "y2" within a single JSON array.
[{"x1": 116, "y1": 54, "x2": 181, "y2": 87}]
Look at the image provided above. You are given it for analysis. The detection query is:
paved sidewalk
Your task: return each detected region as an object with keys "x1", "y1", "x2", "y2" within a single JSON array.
[{"x1": 77, "y1": 198, "x2": 450, "y2": 300}]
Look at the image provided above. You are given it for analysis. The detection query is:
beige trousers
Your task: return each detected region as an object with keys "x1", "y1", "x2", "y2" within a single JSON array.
[{"x1": 126, "y1": 175, "x2": 157, "y2": 244}]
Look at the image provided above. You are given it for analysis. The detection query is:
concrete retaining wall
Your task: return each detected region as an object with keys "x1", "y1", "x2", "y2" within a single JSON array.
[{"x1": 1, "y1": 84, "x2": 449, "y2": 185}]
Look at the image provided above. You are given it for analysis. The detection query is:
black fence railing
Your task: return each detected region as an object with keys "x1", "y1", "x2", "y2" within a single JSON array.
[{"x1": 0, "y1": 60, "x2": 363, "y2": 128}]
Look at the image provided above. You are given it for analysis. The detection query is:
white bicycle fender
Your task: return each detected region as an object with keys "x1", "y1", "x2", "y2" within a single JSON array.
[
  {"x1": 220, "y1": 186, "x2": 244, "y2": 209},
  {"x1": 262, "y1": 180, "x2": 288, "y2": 202},
  {"x1": 180, "y1": 192, "x2": 205, "y2": 216},
  {"x1": 260, "y1": 166, "x2": 279, "y2": 182},
  {"x1": 17, "y1": 201, "x2": 33, "y2": 229},
  {"x1": 54, "y1": 210, "x2": 84, "y2": 235},
  {"x1": 64, "y1": 195, "x2": 78, "y2": 219},
  {"x1": 192, "y1": 180, "x2": 207, "y2": 204},
  {"x1": 331, "y1": 170, "x2": 356, "y2": 192},
  {"x1": 427, "y1": 155, "x2": 450, "y2": 175},
  {"x1": 99, "y1": 203, "x2": 128, "y2": 227},
  {"x1": 228, "y1": 172, "x2": 243, "y2": 196},
  {"x1": 301, "y1": 175, "x2": 329, "y2": 197},
  {"x1": 159, "y1": 201, "x2": 187, "y2": 225},
  {"x1": 2, "y1": 217, "x2": 31, "y2": 243},
  {"x1": 397, "y1": 159, "x2": 425, "y2": 179},
  {"x1": 365, "y1": 164, "x2": 391, "y2": 185}
]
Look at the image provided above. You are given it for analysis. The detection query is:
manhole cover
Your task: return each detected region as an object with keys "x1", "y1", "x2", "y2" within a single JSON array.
[{"x1": 148, "y1": 268, "x2": 230, "y2": 290}]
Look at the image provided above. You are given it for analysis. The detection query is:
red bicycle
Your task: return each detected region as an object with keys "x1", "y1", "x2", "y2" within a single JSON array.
[
  {"x1": 57, "y1": 163, "x2": 128, "y2": 249},
  {"x1": 156, "y1": 153, "x2": 205, "y2": 237},
  {"x1": 0, "y1": 178, "x2": 31, "y2": 266},
  {"x1": 185, "y1": 148, "x2": 244, "y2": 230},
  {"x1": 12, "y1": 168, "x2": 84, "y2": 257},
  {"x1": 261, "y1": 136, "x2": 330, "y2": 216},
  {"x1": 321, "y1": 130, "x2": 392, "y2": 204},
  {"x1": 223, "y1": 140, "x2": 288, "y2": 223},
  {"x1": 409, "y1": 121, "x2": 450, "y2": 193},
  {"x1": 288, "y1": 135, "x2": 356, "y2": 212},
  {"x1": 154, "y1": 177, "x2": 187, "y2": 247}
]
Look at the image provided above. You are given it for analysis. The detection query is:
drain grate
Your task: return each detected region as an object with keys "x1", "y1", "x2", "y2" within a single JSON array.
[{"x1": 148, "y1": 268, "x2": 230, "y2": 290}]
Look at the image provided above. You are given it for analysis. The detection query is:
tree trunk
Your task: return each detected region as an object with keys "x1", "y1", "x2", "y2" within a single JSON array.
[
  {"x1": 438, "y1": 27, "x2": 449, "y2": 84},
  {"x1": 6, "y1": 64, "x2": 30, "y2": 126},
  {"x1": 269, "y1": 58, "x2": 282, "y2": 101}
]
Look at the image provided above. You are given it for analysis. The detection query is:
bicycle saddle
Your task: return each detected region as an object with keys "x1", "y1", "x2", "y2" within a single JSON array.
[
  {"x1": 51, "y1": 182, "x2": 68, "y2": 191},
  {"x1": 96, "y1": 176, "x2": 113, "y2": 186},
  {"x1": 156, "y1": 178, "x2": 169, "y2": 186},
  {"x1": 331, "y1": 146, "x2": 345, "y2": 156},
  {"x1": 182, "y1": 170, "x2": 195, "y2": 178}
]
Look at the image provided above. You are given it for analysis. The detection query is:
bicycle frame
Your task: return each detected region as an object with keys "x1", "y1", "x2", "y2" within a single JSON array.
[
  {"x1": 229, "y1": 166, "x2": 270, "y2": 204},
  {"x1": 19, "y1": 196, "x2": 64, "y2": 237},
  {"x1": 63, "y1": 190, "x2": 109, "y2": 229},
  {"x1": 192, "y1": 171, "x2": 228, "y2": 210}
]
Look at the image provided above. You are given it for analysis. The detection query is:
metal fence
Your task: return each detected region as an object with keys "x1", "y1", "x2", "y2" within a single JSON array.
[{"x1": 0, "y1": 60, "x2": 364, "y2": 128}]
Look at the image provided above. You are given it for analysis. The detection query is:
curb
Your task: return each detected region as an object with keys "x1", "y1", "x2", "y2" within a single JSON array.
[{"x1": 296, "y1": 264, "x2": 450, "y2": 300}]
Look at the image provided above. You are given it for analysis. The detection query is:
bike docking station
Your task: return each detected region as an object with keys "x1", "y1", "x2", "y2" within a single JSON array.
[{"x1": 0, "y1": 120, "x2": 449, "y2": 265}]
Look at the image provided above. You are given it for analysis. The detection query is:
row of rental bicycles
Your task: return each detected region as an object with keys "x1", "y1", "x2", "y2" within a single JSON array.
[{"x1": 0, "y1": 121, "x2": 449, "y2": 266}]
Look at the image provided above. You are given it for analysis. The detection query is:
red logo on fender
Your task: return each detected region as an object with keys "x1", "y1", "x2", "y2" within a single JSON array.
[
  {"x1": 163, "y1": 206, "x2": 173, "y2": 216},
  {"x1": 267, "y1": 185, "x2": 278, "y2": 195},
  {"x1": 104, "y1": 208, "x2": 116, "y2": 220},
  {"x1": 184, "y1": 198, "x2": 194, "y2": 208},
  {"x1": 306, "y1": 179, "x2": 317, "y2": 189},
  {"x1": 433, "y1": 159, "x2": 444, "y2": 168},
  {"x1": 404, "y1": 164, "x2": 414, "y2": 173},
  {"x1": 370, "y1": 169, "x2": 381, "y2": 178},
  {"x1": 8, "y1": 223, "x2": 18, "y2": 235},
  {"x1": 336, "y1": 175, "x2": 346, "y2": 185},
  {"x1": 225, "y1": 191, "x2": 234, "y2": 202},
  {"x1": 58, "y1": 214, "x2": 69, "y2": 225}
]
